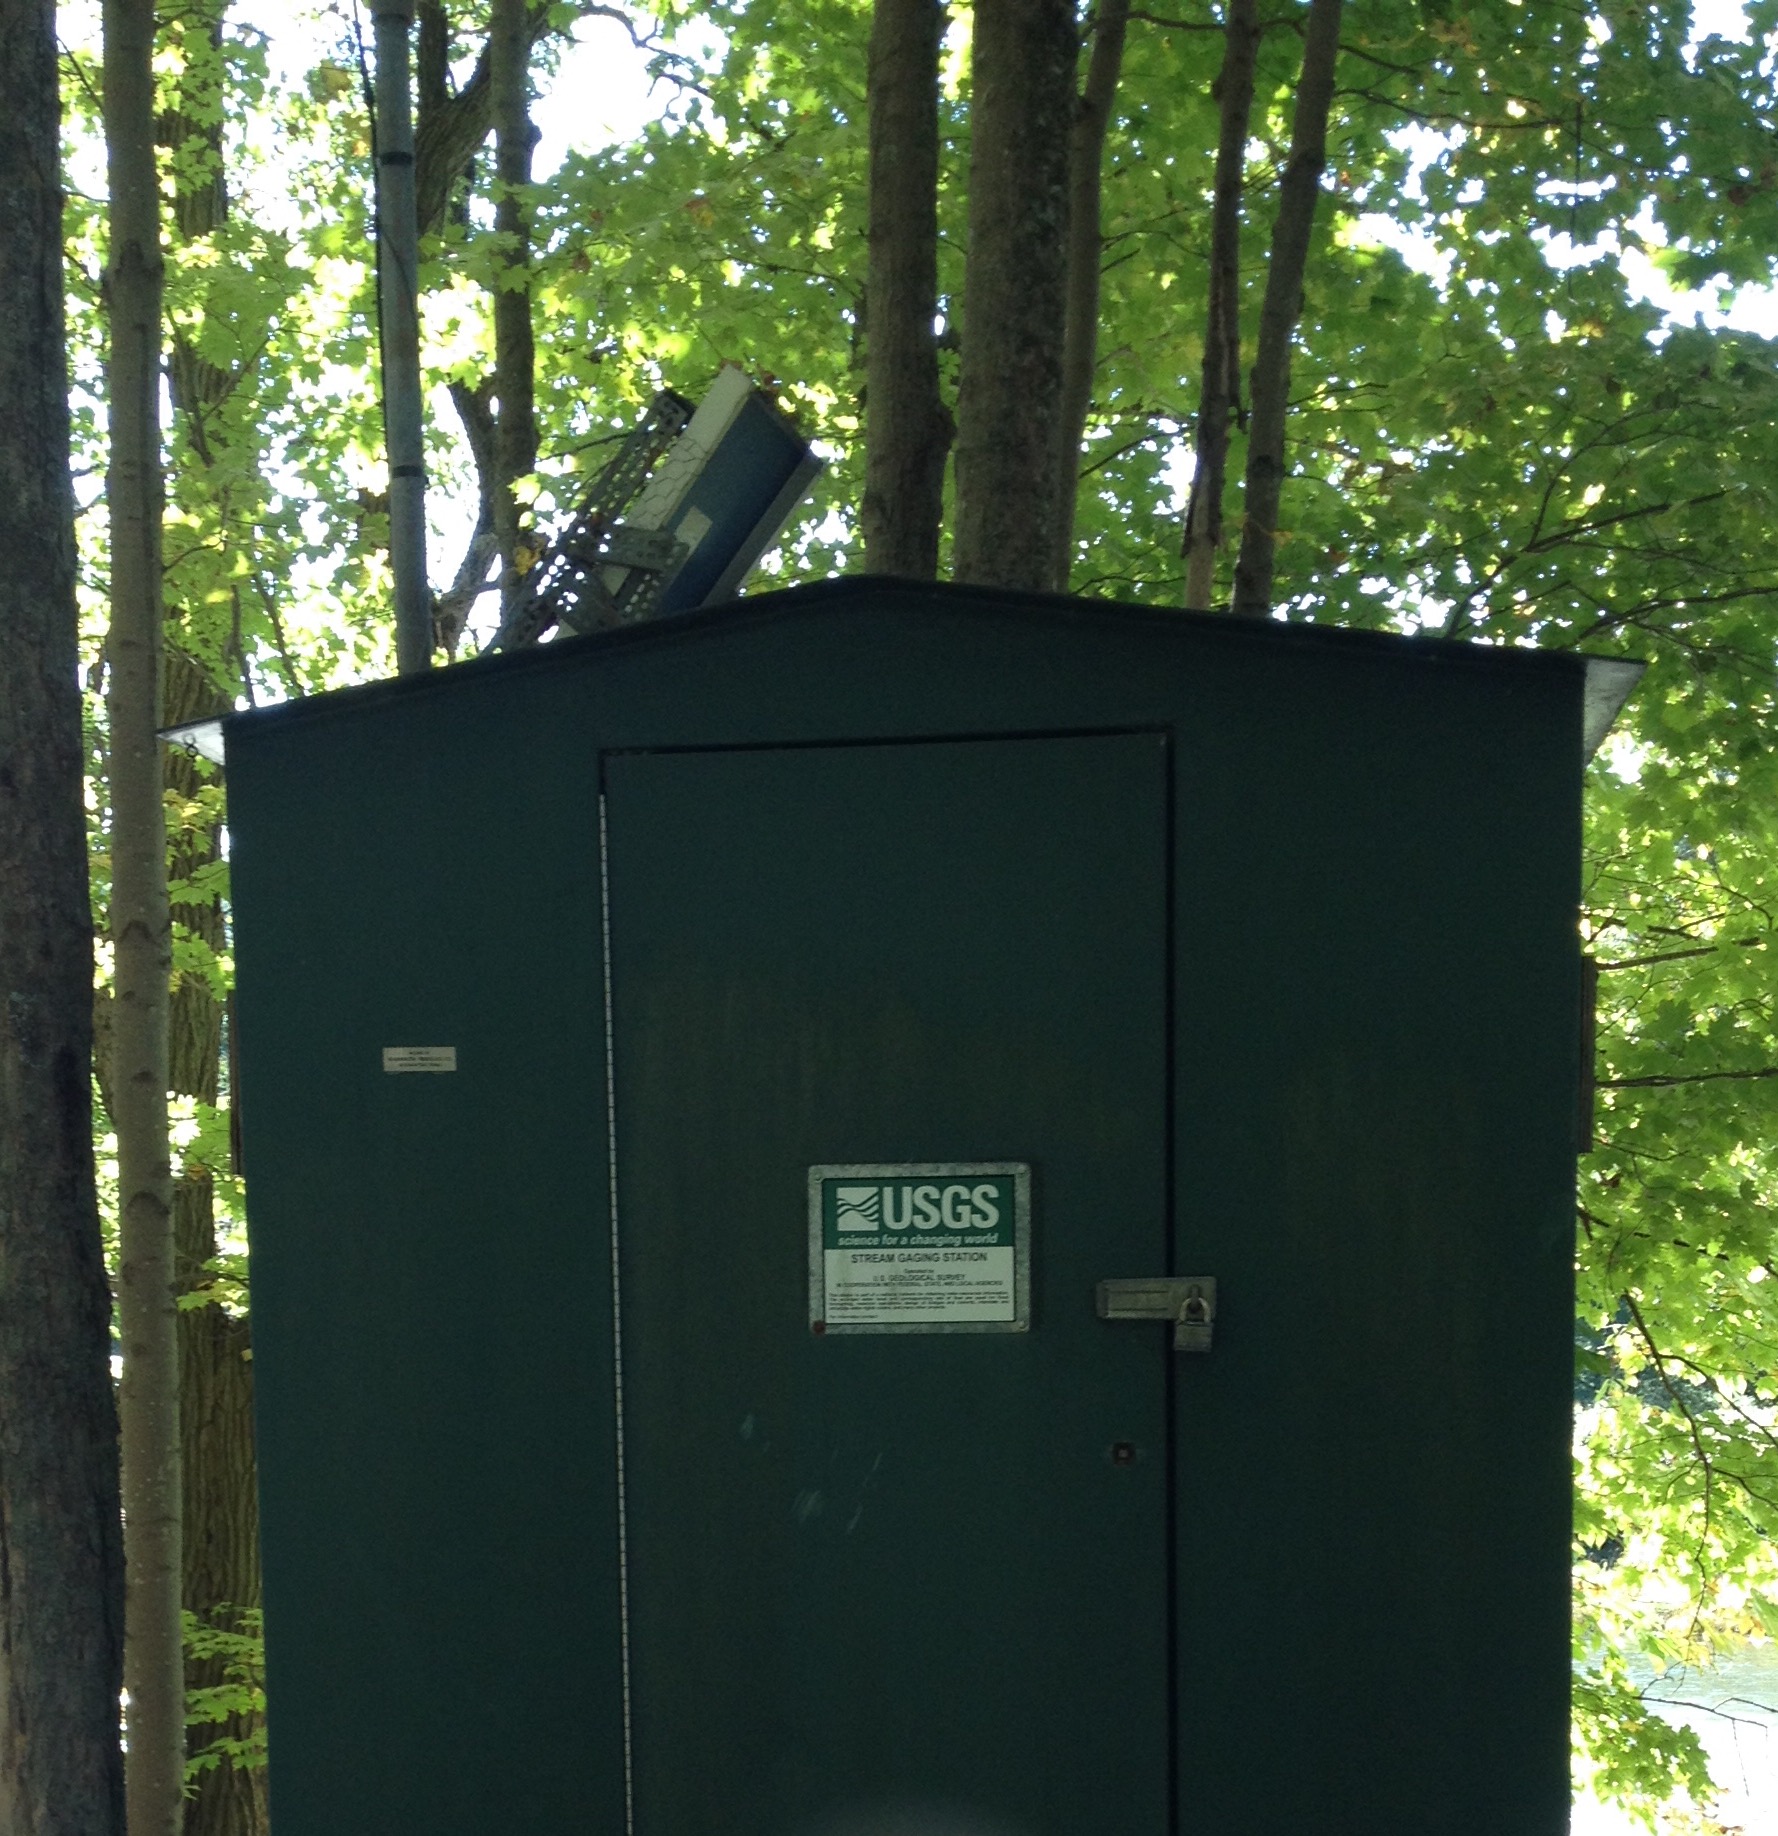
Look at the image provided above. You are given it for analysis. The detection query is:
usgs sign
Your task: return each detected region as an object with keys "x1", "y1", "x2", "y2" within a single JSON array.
[{"x1": 808, "y1": 1163, "x2": 1031, "y2": 1335}]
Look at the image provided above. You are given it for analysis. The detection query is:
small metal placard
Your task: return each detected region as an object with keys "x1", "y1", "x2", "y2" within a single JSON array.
[
  {"x1": 808, "y1": 1163, "x2": 1031, "y2": 1335},
  {"x1": 382, "y1": 1046, "x2": 458, "y2": 1073}
]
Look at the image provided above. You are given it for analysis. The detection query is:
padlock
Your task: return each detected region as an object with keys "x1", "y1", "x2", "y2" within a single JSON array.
[{"x1": 1173, "y1": 1284, "x2": 1214, "y2": 1354}]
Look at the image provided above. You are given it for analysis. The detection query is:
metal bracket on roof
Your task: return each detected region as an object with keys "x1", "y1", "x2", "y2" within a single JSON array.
[
  {"x1": 493, "y1": 364, "x2": 824, "y2": 651},
  {"x1": 159, "y1": 718, "x2": 227, "y2": 766},
  {"x1": 493, "y1": 389, "x2": 697, "y2": 650}
]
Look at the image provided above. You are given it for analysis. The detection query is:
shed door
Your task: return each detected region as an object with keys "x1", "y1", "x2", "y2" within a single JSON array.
[{"x1": 603, "y1": 733, "x2": 1171, "y2": 1836}]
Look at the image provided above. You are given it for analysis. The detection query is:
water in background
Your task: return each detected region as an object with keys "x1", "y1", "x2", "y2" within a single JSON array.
[{"x1": 1575, "y1": 1645, "x2": 1778, "y2": 1833}]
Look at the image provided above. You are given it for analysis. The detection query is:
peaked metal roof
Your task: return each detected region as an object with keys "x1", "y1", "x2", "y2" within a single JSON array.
[{"x1": 162, "y1": 575, "x2": 1643, "y2": 765}]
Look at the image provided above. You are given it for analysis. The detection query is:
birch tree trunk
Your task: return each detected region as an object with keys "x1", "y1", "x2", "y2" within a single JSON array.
[
  {"x1": 490, "y1": 0, "x2": 539, "y2": 629},
  {"x1": 105, "y1": 0, "x2": 185, "y2": 1828},
  {"x1": 950, "y1": 0, "x2": 1077, "y2": 590},
  {"x1": 0, "y1": 2, "x2": 128, "y2": 1829},
  {"x1": 1182, "y1": 0, "x2": 1259, "y2": 610},
  {"x1": 862, "y1": 0, "x2": 951, "y2": 578},
  {"x1": 1230, "y1": 0, "x2": 1343, "y2": 615},
  {"x1": 1052, "y1": 0, "x2": 1131, "y2": 591}
]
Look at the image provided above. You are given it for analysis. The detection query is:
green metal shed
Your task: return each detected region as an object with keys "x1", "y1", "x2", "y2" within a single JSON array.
[{"x1": 222, "y1": 576, "x2": 1636, "y2": 1835}]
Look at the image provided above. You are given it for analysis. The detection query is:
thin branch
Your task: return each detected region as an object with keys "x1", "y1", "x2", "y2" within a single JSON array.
[
  {"x1": 1623, "y1": 1294, "x2": 1778, "y2": 1535},
  {"x1": 1623, "y1": 1293, "x2": 1718, "y2": 1552},
  {"x1": 1520, "y1": 490, "x2": 1729, "y2": 559},
  {"x1": 1334, "y1": 41, "x2": 1424, "y2": 78},
  {"x1": 1568, "y1": 583, "x2": 1778, "y2": 645},
  {"x1": 1635, "y1": 1694, "x2": 1778, "y2": 1725},
  {"x1": 1127, "y1": 6, "x2": 1293, "y2": 27},
  {"x1": 58, "y1": 44, "x2": 105, "y2": 111},
  {"x1": 1339, "y1": 85, "x2": 1576, "y2": 134},
  {"x1": 1654, "y1": 1347, "x2": 1778, "y2": 1459},
  {"x1": 1125, "y1": 8, "x2": 1222, "y2": 27},
  {"x1": 249, "y1": 574, "x2": 308, "y2": 700},
  {"x1": 1597, "y1": 940, "x2": 1766, "y2": 973},
  {"x1": 1079, "y1": 427, "x2": 1171, "y2": 478}
]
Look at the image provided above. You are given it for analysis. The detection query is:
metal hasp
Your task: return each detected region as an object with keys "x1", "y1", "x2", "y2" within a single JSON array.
[{"x1": 1097, "y1": 1276, "x2": 1218, "y2": 1352}]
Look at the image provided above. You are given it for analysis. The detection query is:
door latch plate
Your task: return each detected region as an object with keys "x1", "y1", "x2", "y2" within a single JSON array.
[{"x1": 1096, "y1": 1276, "x2": 1217, "y2": 1352}]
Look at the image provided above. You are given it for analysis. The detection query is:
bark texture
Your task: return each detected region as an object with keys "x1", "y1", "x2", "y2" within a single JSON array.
[
  {"x1": 862, "y1": 0, "x2": 951, "y2": 578},
  {"x1": 1230, "y1": 0, "x2": 1343, "y2": 615},
  {"x1": 1052, "y1": 0, "x2": 1131, "y2": 590},
  {"x1": 417, "y1": 4, "x2": 558, "y2": 647},
  {"x1": 416, "y1": 7, "x2": 495, "y2": 237},
  {"x1": 0, "y1": 3, "x2": 128, "y2": 1830},
  {"x1": 1182, "y1": 0, "x2": 1259, "y2": 610},
  {"x1": 490, "y1": 0, "x2": 539, "y2": 629},
  {"x1": 414, "y1": 0, "x2": 557, "y2": 238},
  {"x1": 373, "y1": 0, "x2": 432, "y2": 675},
  {"x1": 160, "y1": 19, "x2": 270, "y2": 1828},
  {"x1": 950, "y1": 0, "x2": 1077, "y2": 590},
  {"x1": 437, "y1": 379, "x2": 499, "y2": 654},
  {"x1": 163, "y1": 2, "x2": 237, "y2": 449},
  {"x1": 105, "y1": 1, "x2": 184, "y2": 1829},
  {"x1": 165, "y1": 661, "x2": 265, "y2": 1836}
]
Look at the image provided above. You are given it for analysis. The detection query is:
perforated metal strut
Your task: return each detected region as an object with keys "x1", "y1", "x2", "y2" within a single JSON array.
[{"x1": 492, "y1": 389, "x2": 695, "y2": 651}]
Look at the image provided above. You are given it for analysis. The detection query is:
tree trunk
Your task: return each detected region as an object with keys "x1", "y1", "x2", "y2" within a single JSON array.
[
  {"x1": 1052, "y1": 0, "x2": 1131, "y2": 591},
  {"x1": 416, "y1": 4, "x2": 494, "y2": 238},
  {"x1": 373, "y1": 0, "x2": 433, "y2": 675},
  {"x1": 1229, "y1": 0, "x2": 1343, "y2": 616},
  {"x1": 0, "y1": 5, "x2": 128, "y2": 1831},
  {"x1": 167, "y1": 656, "x2": 265, "y2": 1836},
  {"x1": 437, "y1": 380, "x2": 499, "y2": 654},
  {"x1": 417, "y1": 4, "x2": 576, "y2": 649},
  {"x1": 159, "y1": 16, "x2": 270, "y2": 1824},
  {"x1": 1182, "y1": 0, "x2": 1259, "y2": 610},
  {"x1": 950, "y1": 0, "x2": 1077, "y2": 590},
  {"x1": 414, "y1": 1, "x2": 561, "y2": 240},
  {"x1": 105, "y1": 1, "x2": 184, "y2": 1831},
  {"x1": 490, "y1": 0, "x2": 538, "y2": 630},
  {"x1": 163, "y1": 1, "x2": 233, "y2": 442},
  {"x1": 862, "y1": 0, "x2": 951, "y2": 578},
  {"x1": 419, "y1": 17, "x2": 498, "y2": 655}
]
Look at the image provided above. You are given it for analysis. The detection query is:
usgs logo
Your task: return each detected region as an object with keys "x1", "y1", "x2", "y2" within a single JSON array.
[{"x1": 834, "y1": 1182, "x2": 1003, "y2": 1232}]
